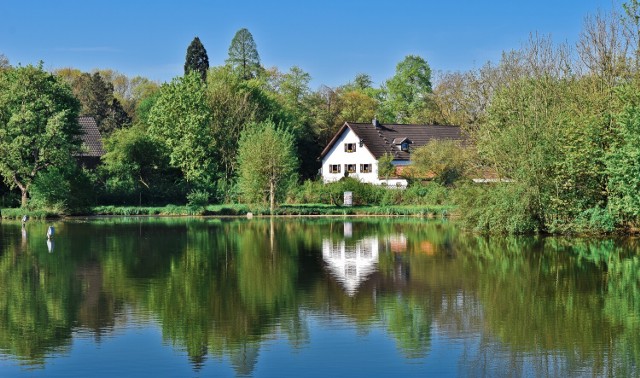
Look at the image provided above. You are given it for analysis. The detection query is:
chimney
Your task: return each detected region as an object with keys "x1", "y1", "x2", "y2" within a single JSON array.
[{"x1": 372, "y1": 116, "x2": 380, "y2": 129}]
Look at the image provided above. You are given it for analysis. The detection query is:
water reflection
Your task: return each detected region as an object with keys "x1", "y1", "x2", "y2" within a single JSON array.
[
  {"x1": 322, "y1": 236, "x2": 379, "y2": 296},
  {"x1": 0, "y1": 218, "x2": 638, "y2": 377}
]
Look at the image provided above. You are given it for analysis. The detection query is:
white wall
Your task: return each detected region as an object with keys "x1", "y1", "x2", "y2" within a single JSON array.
[{"x1": 321, "y1": 127, "x2": 408, "y2": 187}]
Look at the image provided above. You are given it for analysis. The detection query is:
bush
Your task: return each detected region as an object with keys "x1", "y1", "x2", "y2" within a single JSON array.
[
  {"x1": 287, "y1": 179, "x2": 452, "y2": 207},
  {"x1": 453, "y1": 183, "x2": 541, "y2": 234},
  {"x1": 187, "y1": 190, "x2": 209, "y2": 209},
  {"x1": 571, "y1": 207, "x2": 616, "y2": 234},
  {"x1": 29, "y1": 165, "x2": 94, "y2": 214}
]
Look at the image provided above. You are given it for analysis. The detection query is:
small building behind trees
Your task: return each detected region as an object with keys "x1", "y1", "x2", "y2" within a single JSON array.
[{"x1": 76, "y1": 116, "x2": 106, "y2": 169}]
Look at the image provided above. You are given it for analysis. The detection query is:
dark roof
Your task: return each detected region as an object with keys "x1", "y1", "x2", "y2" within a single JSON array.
[
  {"x1": 77, "y1": 116, "x2": 106, "y2": 157},
  {"x1": 320, "y1": 122, "x2": 465, "y2": 161}
]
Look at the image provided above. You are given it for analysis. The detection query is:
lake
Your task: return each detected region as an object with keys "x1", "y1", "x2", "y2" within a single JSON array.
[{"x1": 0, "y1": 217, "x2": 638, "y2": 377}]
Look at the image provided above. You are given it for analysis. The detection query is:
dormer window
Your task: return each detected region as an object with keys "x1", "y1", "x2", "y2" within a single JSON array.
[
  {"x1": 344, "y1": 143, "x2": 356, "y2": 153},
  {"x1": 393, "y1": 137, "x2": 411, "y2": 152}
]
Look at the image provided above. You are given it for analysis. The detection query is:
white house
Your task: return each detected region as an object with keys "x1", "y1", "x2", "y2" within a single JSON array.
[{"x1": 320, "y1": 119, "x2": 464, "y2": 186}]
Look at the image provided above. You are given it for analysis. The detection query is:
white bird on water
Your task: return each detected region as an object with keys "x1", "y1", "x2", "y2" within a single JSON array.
[{"x1": 47, "y1": 226, "x2": 55, "y2": 240}]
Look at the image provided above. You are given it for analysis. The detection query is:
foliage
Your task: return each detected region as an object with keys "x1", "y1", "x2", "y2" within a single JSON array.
[
  {"x1": 29, "y1": 165, "x2": 94, "y2": 214},
  {"x1": 70, "y1": 72, "x2": 130, "y2": 135},
  {"x1": 101, "y1": 124, "x2": 184, "y2": 205},
  {"x1": 226, "y1": 28, "x2": 262, "y2": 80},
  {"x1": 287, "y1": 178, "x2": 450, "y2": 208},
  {"x1": 606, "y1": 84, "x2": 640, "y2": 225},
  {"x1": 236, "y1": 120, "x2": 298, "y2": 212},
  {"x1": 186, "y1": 189, "x2": 209, "y2": 209},
  {"x1": 571, "y1": 206, "x2": 616, "y2": 234},
  {"x1": 377, "y1": 153, "x2": 395, "y2": 181},
  {"x1": 184, "y1": 36, "x2": 209, "y2": 81},
  {"x1": 382, "y1": 55, "x2": 433, "y2": 123},
  {"x1": 0, "y1": 207, "x2": 60, "y2": 219},
  {"x1": 410, "y1": 140, "x2": 467, "y2": 186},
  {"x1": 453, "y1": 183, "x2": 541, "y2": 234},
  {"x1": 147, "y1": 72, "x2": 215, "y2": 190},
  {"x1": 0, "y1": 64, "x2": 82, "y2": 207}
]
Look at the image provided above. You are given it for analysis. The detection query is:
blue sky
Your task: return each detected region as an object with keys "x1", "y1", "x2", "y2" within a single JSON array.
[{"x1": 0, "y1": 0, "x2": 615, "y2": 88}]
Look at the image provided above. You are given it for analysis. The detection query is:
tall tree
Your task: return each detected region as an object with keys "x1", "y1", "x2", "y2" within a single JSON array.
[
  {"x1": 0, "y1": 64, "x2": 81, "y2": 206},
  {"x1": 383, "y1": 55, "x2": 433, "y2": 123},
  {"x1": 236, "y1": 121, "x2": 298, "y2": 213},
  {"x1": 226, "y1": 28, "x2": 261, "y2": 80},
  {"x1": 184, "y1": 37, "x2": 209, "y2": 81},
  {"x1": 147, "y1": 72, "x2": 215, "y2": 190}
]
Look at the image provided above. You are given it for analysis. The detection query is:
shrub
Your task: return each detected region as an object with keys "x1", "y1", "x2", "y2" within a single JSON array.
[
  {"x1": 571, "y1": 207, "x2": 616, "y2": 234},
  {"x1": 187, "y1": 190, "x2": 209, "y2": 209}
]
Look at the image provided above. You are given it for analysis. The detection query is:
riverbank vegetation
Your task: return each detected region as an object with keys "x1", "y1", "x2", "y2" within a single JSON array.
[{"x1": 3, "y1": 2, "x2": 640, "y2": 234}]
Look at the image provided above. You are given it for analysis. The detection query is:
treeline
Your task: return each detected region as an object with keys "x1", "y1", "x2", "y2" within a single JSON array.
[
  {"x1": 0, "y1": 28, "x2": 444, "y2": 212},
  {"x1": 3, "y1": 1, "x2": 640, "y2": 234}
]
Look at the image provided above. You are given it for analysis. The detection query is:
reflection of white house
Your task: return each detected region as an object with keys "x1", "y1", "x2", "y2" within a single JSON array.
[
  {"x1": 322, "y1": 237, "x2": 379, "y2": 296},
  {"x1": 320, "y1": 118, "x2": 464, "y2": 187}
]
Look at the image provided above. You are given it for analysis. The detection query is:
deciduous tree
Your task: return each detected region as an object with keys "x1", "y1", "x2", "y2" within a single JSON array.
[
  {"x1": 383, "y1": 55, "x2": 433, "y2": 123},
  {"x1": 0, "y1": 64, "x2": 81, "y2": 206},
  {"x1": 236, "y1": 121, "x2": 298, "y2": 213},
  {"x1": 147, "y1": 72, "x2": 215, "y2": 190}
]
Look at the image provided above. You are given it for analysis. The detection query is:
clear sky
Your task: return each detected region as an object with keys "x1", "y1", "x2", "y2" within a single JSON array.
[{"x1": 0, "y1": 0, "x2": 616, "y2": 88}]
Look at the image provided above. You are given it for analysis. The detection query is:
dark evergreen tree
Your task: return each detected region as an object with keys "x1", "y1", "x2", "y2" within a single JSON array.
[
  {"x1": 184, "y1": 37, "x2": 209, "y2": 81},
  {"x1": 226, "y1": 28, "x2": 261, "y2": 80}
]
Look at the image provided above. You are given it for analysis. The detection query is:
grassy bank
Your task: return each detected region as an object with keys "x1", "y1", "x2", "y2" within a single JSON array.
[{"x1": 1, "y1": 203, "x2": 452, "y2": 219}]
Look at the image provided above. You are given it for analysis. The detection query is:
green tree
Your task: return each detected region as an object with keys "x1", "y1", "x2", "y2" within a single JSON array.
[
  {"x1": 236, "y1": 121, "x2": 298, "y2": 213},
  {"x1": 606, "y1": 85, "x2": 640, "y2": 224},
  {"x1": 70, "y1": 72, "x2": 130, "y2": 135},
  {"x1": 410, "y1": 140, "x2": 467, "y2": 186},
  {"x1": 226, "y1": 28, "x2": 262, "y2": 80},
  {"x1": 0, "y1": 64, "x2": 81, "y2": 207},
  {"x1": 102, "y1": 124, "x2": 183, "y2": 204},
  {"x1": 383, "y1": 55, "x2": 433, "y2": 123},
  {"x1": 378, "y1": 153, "x2": 395, "y2": 183},
  {"x1": 147, "y1": 72, "x2": 215, "y2": 190},
  {"x1": 184, "y1": 36, "x2": 209, "y2": 81}
]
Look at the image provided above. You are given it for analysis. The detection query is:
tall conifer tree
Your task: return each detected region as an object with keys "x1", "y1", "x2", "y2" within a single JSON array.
[
  {"x1": 226, "y1": 28, "x2": 261, "y2": 80},
  {"x1": 184, "y1": 37, "x2": 209, "y2": 81}
]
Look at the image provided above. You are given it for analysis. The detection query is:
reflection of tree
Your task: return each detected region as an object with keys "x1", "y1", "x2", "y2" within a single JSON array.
[
  {"x1": 377, "y1": 295, "x2": 432, "y2": 358},
  {"x1": 2, "y1": 218, "x2": 639, "y2": 375},
  {"x1": 0, "y1": 224, "x2": 79, "y2": 365},
  {"x1": 456, "y1": 237, "x2": 638, "y2": 377}
]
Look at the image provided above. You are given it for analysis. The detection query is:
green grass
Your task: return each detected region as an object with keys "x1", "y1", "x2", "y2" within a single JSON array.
[
  {"x1": 2, "y1": 203, "x2": 453, "y2": 219},
  {"x1": 0, "y1": 208, "x2": 61, "y2": 220}
]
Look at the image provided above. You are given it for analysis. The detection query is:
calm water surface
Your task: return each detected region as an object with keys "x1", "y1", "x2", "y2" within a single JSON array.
[{"x1": 0, "y1": 217, "x2": 638, "y2": 377}]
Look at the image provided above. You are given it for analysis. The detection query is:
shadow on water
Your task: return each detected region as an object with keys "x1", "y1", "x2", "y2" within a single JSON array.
[{"x1": 0, "y1": 217, "x2": 638, "y2": 376}]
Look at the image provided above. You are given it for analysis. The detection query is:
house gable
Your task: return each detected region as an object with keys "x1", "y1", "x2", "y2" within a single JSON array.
[{"x1": 320, "y1": 120, "x2": 464, "y2": 186}]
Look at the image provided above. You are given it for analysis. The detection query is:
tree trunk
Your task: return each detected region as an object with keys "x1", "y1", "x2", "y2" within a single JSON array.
[
  {"x1": 270, "y1": 179, "x2": 275, "y2": 215},
  {"x1": 21, "y1": 190, "x2": 28, "y2": 208}
]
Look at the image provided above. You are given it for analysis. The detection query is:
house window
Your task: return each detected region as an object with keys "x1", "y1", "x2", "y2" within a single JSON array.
[
  {"x1": 401, "y1": 142, "x2": 409, "y2": 152},
  {"x1": 345, "y1": 164, "x2": 356, "y2": 173},
  {"x1": 360, "y1": 164, "x2": 372, "y2": 173},
  {"x1": 329, "y1": 164, "x2": 341, "y2": 173},
  {"x1": 344, "y1": 143, "x2": 356, "y2": 153}
]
